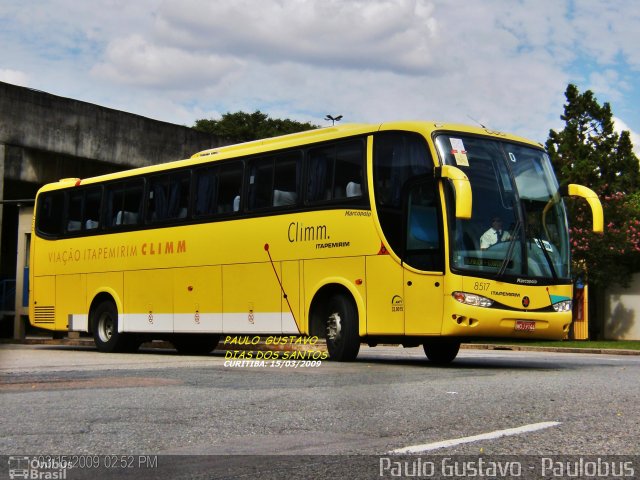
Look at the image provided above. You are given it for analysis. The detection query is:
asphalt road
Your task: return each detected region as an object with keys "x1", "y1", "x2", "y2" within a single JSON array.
[{"x1": 1, "y1": 344, "x2": 638, "y2": 479}]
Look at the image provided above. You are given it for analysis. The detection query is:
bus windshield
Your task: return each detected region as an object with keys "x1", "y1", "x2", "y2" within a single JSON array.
[{"x1": 435, "y1": 134, "x2": 570, "y2": 282}]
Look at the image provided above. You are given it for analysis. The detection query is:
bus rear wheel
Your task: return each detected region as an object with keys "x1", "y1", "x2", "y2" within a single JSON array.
[
  {"x1": 423, "y1": 340, "x2": 460, "y2": 365},
  {"x1": 172, "y1": 334, "x2": 220, "y2": 355},
  {"x1": 92, "y1": 300, "x2": 138, "y2": 353},
  {"x1": 325, "y1": 293, "x2": 360, "y2": 362}
]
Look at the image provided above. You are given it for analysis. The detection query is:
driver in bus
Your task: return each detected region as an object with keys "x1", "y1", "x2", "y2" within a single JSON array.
[{"x1": 480, "y1": 216, "x2": 511, "y2": 249}]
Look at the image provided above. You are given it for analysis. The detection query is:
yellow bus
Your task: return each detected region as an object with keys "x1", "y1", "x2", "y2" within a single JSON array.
[{"x1": 29, "y1": 121, "x2": 603, "y2": 362}]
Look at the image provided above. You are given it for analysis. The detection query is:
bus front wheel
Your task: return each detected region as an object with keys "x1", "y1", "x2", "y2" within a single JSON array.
[
  {"x1": 423, "y1": 340, "x2": 460, "y2": 365},
  {"x1": 92, "y1": 300, "x2": 138, "y2": 353},
  {"x1": 325, "y1": 294, "x2": 360, "y2": 362}
]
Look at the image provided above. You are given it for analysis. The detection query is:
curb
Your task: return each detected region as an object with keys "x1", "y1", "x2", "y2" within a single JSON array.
[
  {"x1": 462, "y1": 343, "x2": 640, "y2": 356},
  {"x1": 1, "y1": 337, "x2": 639, "y2": 355}
]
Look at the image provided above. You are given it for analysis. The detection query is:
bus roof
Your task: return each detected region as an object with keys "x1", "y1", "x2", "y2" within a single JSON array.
[
  {"x1": 191, "y1": 121, "x2": 541, "y2": 159},
  {"x1": 37, "y1": 121, "x2": 541, "y2": 191},
  {"x1": 190, "y1": 123, "x2": 376, "y2": 159}
]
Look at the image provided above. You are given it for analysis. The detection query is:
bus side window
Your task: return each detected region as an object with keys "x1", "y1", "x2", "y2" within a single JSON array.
[
  {"x1": 373, "y1": 132, "x2": 433, "y2": 256},
  {"x1": 407, "y1": 185, "x2": 439, "y2": 249},
  {"x1": 84, "y1": 187, "x2": 102, "y2": 230},
  {"x1": 106, "y1": 180, "x2": 143, "y2": 227},
  {"x1": 36, "y1": 192, "x2": 65, "y2": 236},
  {"x1": 218, "y1": 163, "x2": 243, "y2": 214},
  {"x1": 248, "y1": 157, "x2": 274, "y2": 210},
  {"x1": 246, "y1": 151, "x2": 300, "y2": 211},
  {"x1": 171, "y1": 173, "x2": 190, "y2": 218},
  {"x1": 334, "y1": 141, "x2": 364, "y2": 199},
  {"x1": 147, "y1": 172, "x2": 190, "y2": 222},
  {"x1": 273, "y1": 151, "x2": 300, "y2": 207},
  {"x1": 193, "y1": 163, "x2": 243, "y2": 216},
  {"x1": 67, "y1": 191, "x2": 83, "y2": 232},
  {"x1": 193, "y1": 166, "x2": 218, "y2": 216},
  {"x1": 307, "y1": 149, "x2": 331, "y2": 202},
  {"x1": 405, "y1": 181, "x2": 443, "y2": 271},
  {"x1": 65, "y1": 186, "x2": 102, "y2": 233},
  {"x1": 148, "y1": 178, "x2": 167, "y2": 221},
  {"x1": 307, "y1": 140, "x2": 364, "y2": 203}
]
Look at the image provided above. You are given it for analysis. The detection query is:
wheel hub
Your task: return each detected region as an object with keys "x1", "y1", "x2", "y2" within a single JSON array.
[
  {"x1": 327, "y1": 312, "x2": 342, "y2": 341},
  {"x1": 98, "y1": 314, "x2": 113, "y2": 342}
]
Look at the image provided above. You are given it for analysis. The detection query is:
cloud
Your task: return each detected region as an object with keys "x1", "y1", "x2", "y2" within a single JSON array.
[
  {"x1": 571, "y1": 0, "x2": 640, "y2": 69},
  {"x1": 84, "y1": 0, "x2": 573, "y2": 140},
  {"x1": 587, "y1": 69, "x2": 630, "y2": 104},
  {"x1": 151, "y1": 0, "x2": 440, "y2": 74},
  {"x1": 614, "y1": 117, "x2": 640, "y2": 157},
  {"x1": 91, "y1": 34, "x2": 244, "y2": 89},
  {"x1": 0, "y1": 69, "x2": 29, "y2": 86},
  {"x1": 1, "y1": 0, "x2": 638, "y2": 146}
]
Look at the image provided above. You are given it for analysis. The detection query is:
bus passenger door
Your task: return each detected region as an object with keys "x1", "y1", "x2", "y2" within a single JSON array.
[
  {"x1": 402, "y1": 179, "x2": 445, "y2": 335},
  {"x1": 403, "y1": 271, "x2": 443, "y2": 335}
]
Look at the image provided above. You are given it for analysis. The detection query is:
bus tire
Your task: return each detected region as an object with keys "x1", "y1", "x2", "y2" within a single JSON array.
[
  {"x1": 92, "y1": 300, "x2": 137, "y2": 353},
  {"x1": 172, "y1": 334, "x2": 220, "y2": 355},
  {"x1": 325, "y1": 293, "x2": 360, "y2": 362},
  {"x1": 423, "y1": 340, "x2": 460, "y2": 365}
]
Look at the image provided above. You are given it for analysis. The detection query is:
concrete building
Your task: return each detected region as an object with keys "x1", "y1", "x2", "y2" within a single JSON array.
[{"x1": 0, "y1": 81, "x2": 224, "y2": 335}]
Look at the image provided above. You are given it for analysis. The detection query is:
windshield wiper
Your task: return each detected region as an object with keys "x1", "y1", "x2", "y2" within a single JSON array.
[
  {"x1": 529, "y1": 228, "x2": 558, "y2": 281},
  {"x1": 496, "y1": 217, "x2": 521, "y2": 279}
]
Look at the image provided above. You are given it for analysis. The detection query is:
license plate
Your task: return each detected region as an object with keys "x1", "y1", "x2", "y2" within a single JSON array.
[{"x1": 515, "y1": 320, "x2": 536, "y2": 332}]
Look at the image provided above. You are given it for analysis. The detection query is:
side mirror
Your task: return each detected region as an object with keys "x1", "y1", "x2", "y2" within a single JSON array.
[
  {"x1": 562, "y1": 184, "x2": 604, "y2": 233},
  {"x1": 435, "y1": 165, "x2": 472, "y2": 219}
]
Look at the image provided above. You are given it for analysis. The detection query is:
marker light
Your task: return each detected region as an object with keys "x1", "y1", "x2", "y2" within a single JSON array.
[
  {"x1": 552, "y1": 300, "x2": 572, "y2": 312},
  {"x1": 452, "y1": 291, "x2": 494, "y2": 308}
]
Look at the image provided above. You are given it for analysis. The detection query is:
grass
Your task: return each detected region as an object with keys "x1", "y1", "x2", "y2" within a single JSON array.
[{"x1": 466, "y1": 339, "x2": 640, "y2": 351}]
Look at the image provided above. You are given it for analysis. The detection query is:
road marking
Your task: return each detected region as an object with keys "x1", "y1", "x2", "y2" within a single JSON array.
[{"x1": 390, "y1": 421, "x2": 561, "y2": 454}]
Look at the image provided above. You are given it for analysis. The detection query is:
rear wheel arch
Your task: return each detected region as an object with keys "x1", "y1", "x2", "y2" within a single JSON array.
[
  {"x1": 89, "y1": 292, "x2": 138, "y2": 353},
  {"x1": 88, "y1": 292, "x2": 121, "y2": 334},
  {"x1": 308, "y1": 283, "x2": 362, "y2": 361},
  {"x1": 308, "y1": 283, "x2": 363, "y2": 337}
]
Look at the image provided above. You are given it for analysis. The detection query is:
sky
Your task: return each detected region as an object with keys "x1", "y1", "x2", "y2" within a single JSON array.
[{"x1": 1, "y1": 0, "x2": 639, "y2": 152}]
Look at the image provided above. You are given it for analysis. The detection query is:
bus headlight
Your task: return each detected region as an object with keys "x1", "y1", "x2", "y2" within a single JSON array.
[
  {"x1": 452, "y1": 291, "x2": 494, "y2": 308},
  {"x1": 552, "y1": 300, "x2": 572, "y2": 312}
]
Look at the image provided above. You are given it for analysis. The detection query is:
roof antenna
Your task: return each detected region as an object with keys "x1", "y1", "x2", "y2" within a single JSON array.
[{"x1": 467, "y1": 114, "x2": 486, "y2": 129}]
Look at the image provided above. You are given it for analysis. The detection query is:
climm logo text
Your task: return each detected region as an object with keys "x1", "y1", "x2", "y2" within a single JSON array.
[
  {"x1": 47, "y1": 240, "x2": 187, "y2": 265},
  {"x1": 141, "y1": 240, "x2": 186, "y2": 255},
  {"x1": 288, "y1": 222, "x2": 329, "y2": 243}
]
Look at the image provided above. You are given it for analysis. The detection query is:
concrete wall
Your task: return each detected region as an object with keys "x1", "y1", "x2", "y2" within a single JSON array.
[
  {"x1": 0, "y1": 80, "x2": 224, "y2": 282},
  {"x1": 605, "y1": 274, "x2": 640, "y2": 340},
  {"x1": 1, "y1": 81, "x2": 221, "y2": 173}
]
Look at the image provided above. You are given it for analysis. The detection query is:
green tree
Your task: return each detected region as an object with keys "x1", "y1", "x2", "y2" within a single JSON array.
[
  {"x1": 193, "y1": 110, "x2": 319, "y2": 142},
  {"x1": 546, "y1": 84, "x2": 640, "y2": 337},
  {"x1": 546, "y1": 84, "x2": 639, "y2": 195},
  {"x1": 546, "y1": 84, "x2": 640, "y2": 287}
]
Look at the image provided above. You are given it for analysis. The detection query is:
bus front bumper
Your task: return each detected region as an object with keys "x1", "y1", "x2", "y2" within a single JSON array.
[{"x1": 441, "y1": 302, "x2": 572, "y2": 340}]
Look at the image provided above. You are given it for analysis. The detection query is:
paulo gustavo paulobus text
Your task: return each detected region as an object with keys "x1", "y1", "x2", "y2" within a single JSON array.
[{"x1": 223, "y1": 335, "x2": 328, "y2": 368}]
